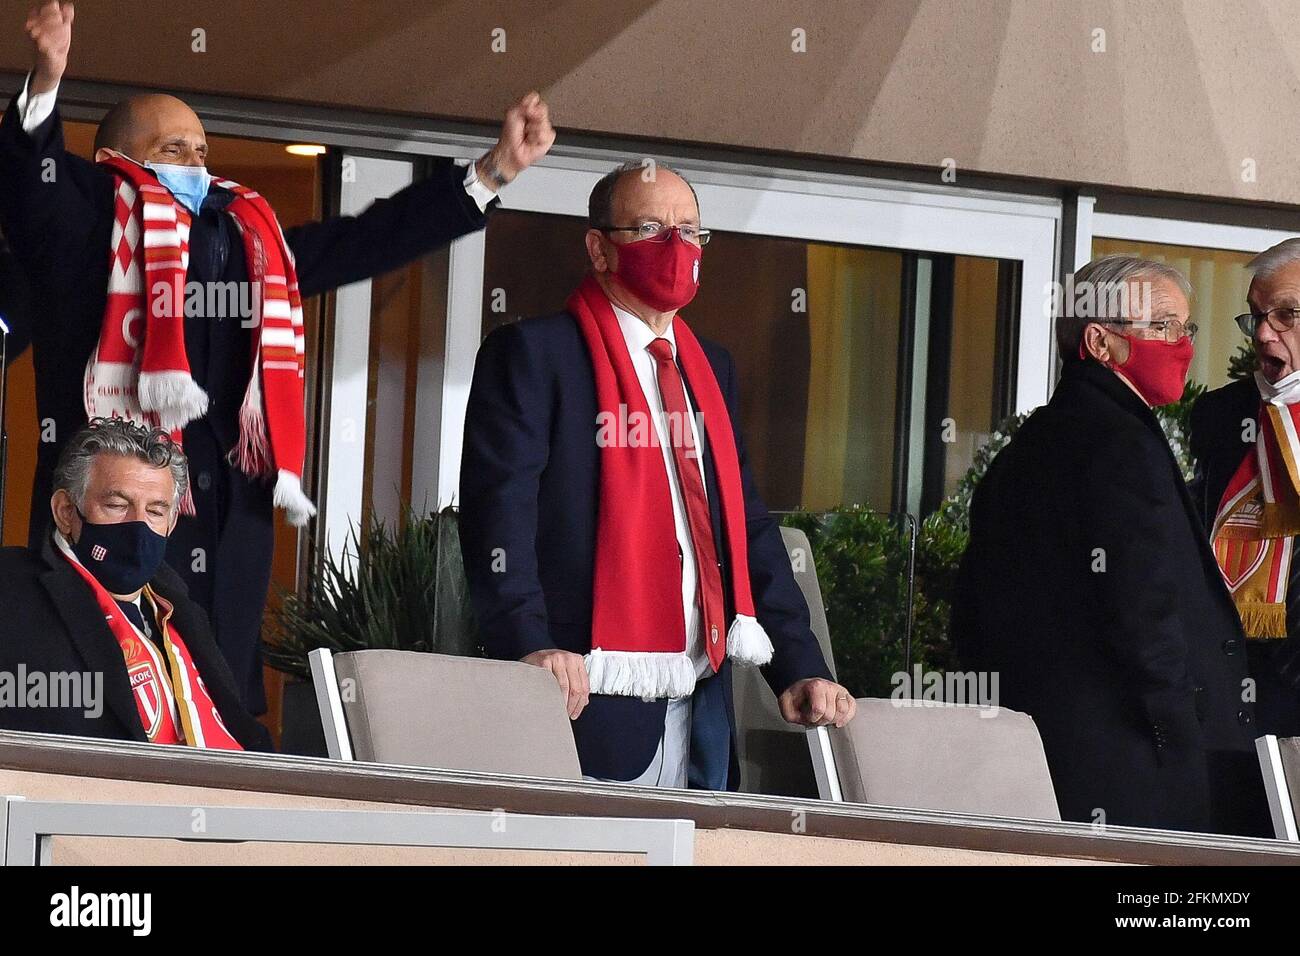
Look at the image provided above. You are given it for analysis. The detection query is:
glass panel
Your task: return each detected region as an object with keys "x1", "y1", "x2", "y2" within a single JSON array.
[
  {"x1": 362, "y1": 248, "x2": 450, "y2": 527},
  {"x1": 482, "y1": 210, "x2": 590, "y2": 335},
  {"x1": 793, "y1": 244, "x2": 901, "y2": 512},
  {"x1": 1092, "y1": 237, "x2": 1253, "y2": 390},
  {"x1": 942, "y1": 255, "x2": 1011, "y2": 497}
]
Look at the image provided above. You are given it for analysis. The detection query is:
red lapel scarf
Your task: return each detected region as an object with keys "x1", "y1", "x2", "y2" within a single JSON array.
[
  {"x1": 567, "y1": 275, "x2": 772, "y2": 700},
  {"x1": 56, "y1": 534, "x2": 244, "y2": 750},
  {"x1": 85, "y1": 156, "x2": 315, "y2": 525}
]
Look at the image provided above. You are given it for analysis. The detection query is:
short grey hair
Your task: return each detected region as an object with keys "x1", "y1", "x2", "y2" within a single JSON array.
[
  {"x1": 1248, "y1": 238, "x2": 1300, "y2": 280},
  {"x1": 588, "y1": 160, "x2": 700, "y2": 228},
  {"x1": 1055, "y1": 254, "x2": 1192, "y2": 357},
  {"x1": 53, "y1": 417, "x2": 189, "y2": 512}
]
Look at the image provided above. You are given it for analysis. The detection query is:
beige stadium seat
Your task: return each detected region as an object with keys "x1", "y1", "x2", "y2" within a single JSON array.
[
  {"x1": 809, "y1": 699, "x2": 1061, "y2": 821},
  {"x1": 1256, "y1": 735, "x2": 1300, "y2": 841},
  {"x1": 731, "y1": 526, "x2": 837, "y2": 797},
  {"x1": 310, "y1": 648, "x2": 582, "y2": 780}
]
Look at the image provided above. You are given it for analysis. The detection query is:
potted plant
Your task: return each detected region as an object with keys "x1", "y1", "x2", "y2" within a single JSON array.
[{"x1": 264, "y1": 505, "x2": 479, "y2": 753}]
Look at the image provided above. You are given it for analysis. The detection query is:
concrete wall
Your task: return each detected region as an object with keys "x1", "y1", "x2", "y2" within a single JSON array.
[
  {"x1": 1, "y1": 0, "x2": 1297, "y2": 203},
  {"x1": 2, "y1": 769, "x2": 1103, "y2": 865}
]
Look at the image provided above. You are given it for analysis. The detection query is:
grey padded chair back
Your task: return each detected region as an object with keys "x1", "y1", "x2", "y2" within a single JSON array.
[
  {"x1": 732, "y1": 526, "x2": 837, "y2": 797},
  {"x1": 826, "y1": 698, "x2": 1061, "y2": 821},
  {"x1": 329, "y1": 649, "x2": 583, "y2": 779}
]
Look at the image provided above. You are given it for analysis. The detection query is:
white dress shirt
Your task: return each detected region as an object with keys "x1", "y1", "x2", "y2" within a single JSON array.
[
  {"x1": 16, "y1": 74, "x2": 500, "y2": 212},
  {"x1": 610, "y1": 298, "x2": 712, "y2": 680}
]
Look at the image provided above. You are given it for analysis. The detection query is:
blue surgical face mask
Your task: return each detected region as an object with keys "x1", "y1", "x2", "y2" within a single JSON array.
[{"x1": 146, "y1": 162, "x2": 213, "y2": 215}]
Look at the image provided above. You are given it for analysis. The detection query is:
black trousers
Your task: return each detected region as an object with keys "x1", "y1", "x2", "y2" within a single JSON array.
[{"x1": 164, "y1": 421, "x2": 276, "y2": 715}]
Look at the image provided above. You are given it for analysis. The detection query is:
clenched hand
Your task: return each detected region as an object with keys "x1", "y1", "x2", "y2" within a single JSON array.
[
  {"x1": 477, "y1": 91, "x2": 555, "y2": 188},
  {"x1": 27, "y1": 1, "x2": 73, "y2": 95},
  {"x1": 522, "y1": 648, "x2": 589, "y2": 719}
]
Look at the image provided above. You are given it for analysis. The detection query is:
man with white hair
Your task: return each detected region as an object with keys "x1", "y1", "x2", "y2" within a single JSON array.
[
  {"x1": 1190, "y1": 238, "x2": 1300, "y2": 740},
  {"x1": 953, "y1": 255, "x2": 1268, "y2": 836},
  {"x1": 0, "y1": 417, "x2": 270, "y2": 750}
]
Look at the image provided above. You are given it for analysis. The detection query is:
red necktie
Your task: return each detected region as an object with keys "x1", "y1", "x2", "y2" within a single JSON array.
[{"x1": 647, "y1": 337, "x2": 727, "y2": 672}]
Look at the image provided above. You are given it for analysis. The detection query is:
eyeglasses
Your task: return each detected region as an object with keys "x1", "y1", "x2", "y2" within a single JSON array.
[
  {"x1": 1234, "y1": 308, "x2": 1300, "y2": 337},
  {"x1": 1098, "y1": 318, "x2": 1198, "y2": 343},
  {"x1": 601, "y1": 221, "x2": 712, "y2": 246}
]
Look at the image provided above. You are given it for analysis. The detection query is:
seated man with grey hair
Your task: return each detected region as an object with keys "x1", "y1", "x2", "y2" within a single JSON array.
[
  {"x1": 1190, "y1": 237, "x2": 1300, "y2": 741},
  {"x1": 0, "y1": 417, "x2": 270, "y2": 750},
  {"x1": 952, "y1": 254, "x2": 1269, "y2": 836}
]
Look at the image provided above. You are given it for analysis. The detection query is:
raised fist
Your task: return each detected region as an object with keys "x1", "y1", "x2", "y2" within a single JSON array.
[
  {"x1": 477, "y1": 91, "x2": 555, "y2": 188},
  {"x1": 26, "y1": 1, "x2": 74, "y2": 94}
]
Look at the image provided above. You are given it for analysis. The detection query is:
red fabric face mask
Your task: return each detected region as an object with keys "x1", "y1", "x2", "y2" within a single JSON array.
[
  {"x1": 611, "y1": 229, "x2": 702, "y2": 312},
  {"x1": 1104, "y1": 333, "x2": 1194, "y2": 406}
]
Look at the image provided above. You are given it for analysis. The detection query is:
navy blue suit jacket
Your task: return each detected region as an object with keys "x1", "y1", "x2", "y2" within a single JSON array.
[{"x1": 459, "y1": 308, "x2": 832, "y2": 781}]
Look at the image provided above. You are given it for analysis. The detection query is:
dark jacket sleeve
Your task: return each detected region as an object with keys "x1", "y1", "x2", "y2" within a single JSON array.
[
  {"x1": 0, "y1": 94, "x2": 110, "y2": 283},
  {"x1": 0, "y1": 239, "x2": 34, "y2": 361},
  {"x1": 458, "y1": 322, "x2": 555, "y2": 661},
  {"x1": 718, "y1": 349, "x2": 834, "y2": 695},
  {"x1": 1081, "y1": 424, "x2": 1204, "y2": 756},
  {"x1": 285, "y1": 158, "x2": 494, "y2": 299}
]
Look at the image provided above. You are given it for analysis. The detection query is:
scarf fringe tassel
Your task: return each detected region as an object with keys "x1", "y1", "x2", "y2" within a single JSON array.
[
  {"x1": 137, "y1": 370, "x2": 209, "y2": 430},
  {"x1": 726, "y1": 613, "x2": 774, "y2": 665},
  {"x1": 584, "y1": 616, "x2": 774, "y2": 701},
  {"x1": 1238, "y1": 603, "x2": 1288, "y2": 640},
  {"x1": 274, "y1": 469, "x2": 317, "y2": 527},
  {"x1": 584, "y1": 648, "x2": 697, "y2": 701},
  {"x1": 233, "y1": 371, "x2": 273, "y2": 479}
]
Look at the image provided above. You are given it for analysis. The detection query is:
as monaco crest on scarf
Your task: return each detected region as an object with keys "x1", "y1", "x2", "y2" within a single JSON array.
[
  {"x1": 86, "y1": 156, "x2": 316, "y2": 526},
  {"x1": 123, "y1": 638, "x2": 167, "y2": 739}
]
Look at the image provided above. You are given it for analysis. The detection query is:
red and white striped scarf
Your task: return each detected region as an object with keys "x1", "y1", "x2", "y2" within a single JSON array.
[
  {"x1": 1212, "y1": 401, "x2": 1300, "y2": 639},
  {"x1": 56, "y1": 533, "x2": 244, "y2": 750},
  {"x1": 84, "y1": 156, "x2": 315, "y2": 525}
]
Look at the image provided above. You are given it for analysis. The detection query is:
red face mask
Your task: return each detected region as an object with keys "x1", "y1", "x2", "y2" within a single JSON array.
[
  {"x1": 611, "y1": 229, "x2": 702, "y2": 312},
  {"x1": 1103, "y1": 333, "x2": 1194, "y2": 406}
]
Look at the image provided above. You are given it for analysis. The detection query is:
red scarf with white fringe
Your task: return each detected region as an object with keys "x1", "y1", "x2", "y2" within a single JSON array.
[
  {"x1": 566, "y1": 275, "x2": 772, "y2": 701},
  {"x1": 84, "y1": 156, "x2": 315, "y2": 525},
  {"x1": 57, "y1": 534, "x2": 243, "y2": 750},
  {"x1": 1212, "y1": 401, "x2": 1300, "y2": 639}
]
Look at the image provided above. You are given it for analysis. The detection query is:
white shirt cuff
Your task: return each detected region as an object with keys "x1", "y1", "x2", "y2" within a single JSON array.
[
  {"x1": 17, "y1": 72, "x2": 59, "y2": 134},
  {"x1": 459, "y1": 159, "x2": 498, "y2": 213}
]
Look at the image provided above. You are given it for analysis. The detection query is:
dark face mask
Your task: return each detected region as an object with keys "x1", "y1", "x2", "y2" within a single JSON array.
[{"x1": 71, "y1": 510, "x2": 168, "y2": 595}]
